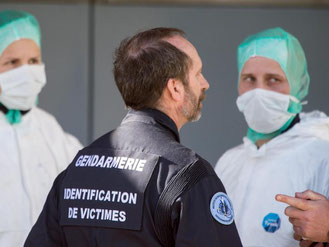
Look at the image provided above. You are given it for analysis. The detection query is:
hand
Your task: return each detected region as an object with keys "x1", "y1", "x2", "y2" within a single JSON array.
[
  {"x1": 276, "y1": 190, "x2": 329, "y2": 243},
  {"x1": 294, "y1": 233, "x2": 325, "y2": 247}
]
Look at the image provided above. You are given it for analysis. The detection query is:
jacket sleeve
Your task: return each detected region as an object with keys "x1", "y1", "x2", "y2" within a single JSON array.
[
  {"x1": 172, "y1": 174, "x2": 242, "y2": 247},
  {"x1": 24, "y1": 171, "x2": 67, "y2": 247}
]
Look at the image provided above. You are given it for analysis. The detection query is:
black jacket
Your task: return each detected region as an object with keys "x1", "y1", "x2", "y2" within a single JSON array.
[{"x1": 25, "y1": 109, "x2": 242, "y2": 247}]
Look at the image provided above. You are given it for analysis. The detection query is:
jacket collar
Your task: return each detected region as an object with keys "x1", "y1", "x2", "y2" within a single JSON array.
[{"x1": 121, "y1": 108, "x2": 180, "y2": 143}]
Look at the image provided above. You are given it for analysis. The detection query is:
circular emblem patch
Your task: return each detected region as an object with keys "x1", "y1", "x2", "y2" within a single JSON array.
[
  {"x1": 210, "y1": 192, "x2": 234, "y2": 225},
  {"x1": 262, "y1": 213, "x2": 281, "y2": 233}
]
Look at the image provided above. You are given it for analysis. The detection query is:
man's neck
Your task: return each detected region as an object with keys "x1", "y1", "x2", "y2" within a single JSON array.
[{"x1": 154, "y1": 105, "x2": 186, "y2": 131}]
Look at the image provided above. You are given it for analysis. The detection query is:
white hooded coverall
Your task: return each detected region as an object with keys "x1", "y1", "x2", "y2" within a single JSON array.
[
  {"x1": 0, "y1": 107, "x2": 82, "y2": 246},
  {"x1": 215, "y1": 111, "x2": 329, "y2": 247}
]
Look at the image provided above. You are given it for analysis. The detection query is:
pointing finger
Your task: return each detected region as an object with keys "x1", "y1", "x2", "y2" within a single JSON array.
[{"x1": 276, "y1": 194, "x2": 309, "y2": 210}]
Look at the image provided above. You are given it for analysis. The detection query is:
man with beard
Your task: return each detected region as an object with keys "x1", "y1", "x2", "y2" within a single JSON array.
[{"x1": 24, "y1": 27, "x2": 242, "y2": 247}]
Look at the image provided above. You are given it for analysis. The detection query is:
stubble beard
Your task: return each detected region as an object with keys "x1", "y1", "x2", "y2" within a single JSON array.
[{"x1": 181, "y1": 86, "x2": 206, "y2": 122}]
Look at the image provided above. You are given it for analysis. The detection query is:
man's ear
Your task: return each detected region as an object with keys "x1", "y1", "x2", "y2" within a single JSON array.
[{"x1": 166, "y1": 78, "x2": 185, "y2": 102}]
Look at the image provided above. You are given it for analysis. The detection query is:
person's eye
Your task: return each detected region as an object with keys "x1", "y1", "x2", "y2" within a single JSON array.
[
  {"x1": 268, "y1": 77, "x2": 281, "y2": 83},
  {"x1": 29, "y1": 58, "x2": 40, "y2": 64},
  {"x1": 244, "y1": 76, "x2": 255, "y2": 82},
  {"x1": 5, "y1": 59, "x2": 18, "y2": 65}
]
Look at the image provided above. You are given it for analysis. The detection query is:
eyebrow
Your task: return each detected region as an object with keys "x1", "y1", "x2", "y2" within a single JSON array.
[
  {"x1": 4, "y1": 55, "x2": 40, "y2": 60},
  {"x1": 240, "y1": 73, "x2": 284, "y2": 77},
  {"x1": 265, "y1": 73, "x2": 285, "y2": 78},
  {"x1": 3, "y1": 57, "x2": 19, "y2": 60},
  {"x1": 240, "y1": 73, "x2": 254, "y2": 77}
]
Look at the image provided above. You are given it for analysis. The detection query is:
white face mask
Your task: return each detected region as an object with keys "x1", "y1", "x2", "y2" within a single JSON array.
[
  {"x1": 0, "y1": 64, "x2": 46, "y2": 111},
  {"x1": 236, "y1": 88, "x2": 299, "y2": 134}
]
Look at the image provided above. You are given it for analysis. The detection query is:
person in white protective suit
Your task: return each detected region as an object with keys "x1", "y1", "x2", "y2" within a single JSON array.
[
  {"x1": 215, "y1": 27, "x2": 329, "y2": 247},
  {"x1": 0, "y1": 10, "x2": 83, "y2": 246}
]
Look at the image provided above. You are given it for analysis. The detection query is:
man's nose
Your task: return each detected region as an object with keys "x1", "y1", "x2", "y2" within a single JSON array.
[{"x1": 202, "y1": 77, "x2": 210, "y2": 91}]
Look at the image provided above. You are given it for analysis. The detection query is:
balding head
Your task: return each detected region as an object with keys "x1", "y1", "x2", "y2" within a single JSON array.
[{"x1": 113, "y1": 27, "x2": 192, "y2": 110}]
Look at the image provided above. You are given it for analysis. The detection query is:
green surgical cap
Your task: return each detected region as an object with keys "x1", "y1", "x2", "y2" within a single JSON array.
[
  {"x1": 237, "y1": 27, "x2": 310, "y2": 100},
  {"x1": 0, "y1": 10, "x2": 41, "y2": 56}
]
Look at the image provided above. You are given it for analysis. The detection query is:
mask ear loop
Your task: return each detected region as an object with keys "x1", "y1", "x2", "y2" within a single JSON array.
[
  {"x1": 288, "y1": 95, "x2": 306, "y2": 118},
  {"x1": 289, "y1": 95, "x2": 308, "y2": 106}
]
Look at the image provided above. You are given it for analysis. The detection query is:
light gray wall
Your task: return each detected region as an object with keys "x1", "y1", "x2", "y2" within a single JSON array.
[{"x1": 1, "y1": 3, "x2": 328, "y2": 165}]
